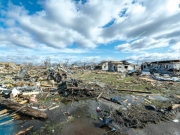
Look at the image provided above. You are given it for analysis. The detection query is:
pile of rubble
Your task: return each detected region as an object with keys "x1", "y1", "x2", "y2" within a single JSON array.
[
  {"x1": 0, "y1": 64, "x2": 104, "y2": 119},
  {"x1": 1, "y1": 62, "x2": 180, "y2": 135},
  {"x1": 113, "y1": 105, "x2": 179, "y2": 129}
]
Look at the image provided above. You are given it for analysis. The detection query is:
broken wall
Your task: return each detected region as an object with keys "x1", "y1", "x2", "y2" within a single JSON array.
[
  {"x1": 142, "y1": 62, "x2": 180, "y2": 74},
  {"x1": 117, "y1": 64, "x2": 134, "y2": 73},
  {"x1": 101, "y1": 62, "x2": 109, "y2": 71}
]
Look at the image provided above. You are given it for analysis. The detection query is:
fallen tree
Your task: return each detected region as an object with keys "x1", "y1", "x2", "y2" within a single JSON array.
[{"x1": 0, "y1": 100, "x2": 47, "y2": 119}]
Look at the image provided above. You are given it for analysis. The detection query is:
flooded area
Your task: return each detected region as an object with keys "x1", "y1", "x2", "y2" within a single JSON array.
[
  {"x1": 10, "y1": 99, "x2": 109, "y2": 135},
  {"x1": 0, "y1": 106, "x2": 15, "y2": 135},
  {"x1": 1, "y1": 98, "x2": 180, "y2": 135},
  {"x1": 0, "y1": 92, "x2": 180, "y2": 135}
]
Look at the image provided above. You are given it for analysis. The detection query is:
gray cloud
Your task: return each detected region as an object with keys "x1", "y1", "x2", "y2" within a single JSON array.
[{"x1": 169, "y1": 39, "x2": 177, "y2": 45}]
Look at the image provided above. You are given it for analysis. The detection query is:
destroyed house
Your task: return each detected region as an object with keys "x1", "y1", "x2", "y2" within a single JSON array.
[
  {"x1": 71, "y1": 64, "x2": 79, "y2": 68},
  {"x1": 0, "y1": 62, "x2": 16, "y2": 69},
  {"x1": 116, "y1": 61, "x2": 136, "y2": 73},
  {"x1": 95, "y1": 61, "x2": 136, "y2": 72},
  {"x1": 141, "y1": 60, "x2": 180, "y2": 74}
]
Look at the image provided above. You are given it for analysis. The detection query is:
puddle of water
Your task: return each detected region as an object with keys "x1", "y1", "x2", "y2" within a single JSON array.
[
  {"x1": 60, "y1": 116, "x2": 105, "y2": 135},
  {"x1": 0, "y1": 99, "x2": 122, "y2": 135},
  {"x1": 0, "y1": 107, "x2": 15, "y2": 135},
  {"x1": 60, "y1": 100, "x2": 106, "y2": 135}
]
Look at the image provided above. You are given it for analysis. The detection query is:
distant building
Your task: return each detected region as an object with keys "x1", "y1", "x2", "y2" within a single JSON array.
[
  {"x1": 141, "y1": 60, "x2": 180, "y2": 75},
  {"x1": 95, "y1": 61, "x2": 137, "y2": 73},
  {"x1": 71, "y1": 64, "x2": 79, "y2": 68}
]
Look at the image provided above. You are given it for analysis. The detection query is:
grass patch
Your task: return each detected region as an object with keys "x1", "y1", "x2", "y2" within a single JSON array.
[
  {"x1": 151, "y1": 100, "x2": 171, "y2": 109},
  {"x1": 90, "y1": 114, "x2": 97, "y2": 120},
  {"x1": 74, "y1": 72, "x2": 168, "y2": 95}
]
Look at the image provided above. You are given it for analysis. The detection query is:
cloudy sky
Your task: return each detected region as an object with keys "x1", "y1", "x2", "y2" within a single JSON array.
[{"x1": 0, "y1": 0, "x2": 180, "y2": 64}]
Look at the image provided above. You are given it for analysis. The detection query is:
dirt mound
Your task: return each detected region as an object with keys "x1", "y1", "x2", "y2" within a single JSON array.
[{"x1": 113, "y1": 105, "x2": 180, "y2": 129}]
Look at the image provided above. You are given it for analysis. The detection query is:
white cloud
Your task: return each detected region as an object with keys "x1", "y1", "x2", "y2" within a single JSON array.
[
  {"x1": 166, "y1": 0, "x2": 180, "y2": 14},
  {"x1": 38, "y1": 45, "x2": 89, "y2": 54},
  {"x1": 116, "y1": 37, "x2": 170, "y2": 52},
  {"x1": 126, "y1": 52, "x2": 180, "y2": 63},
  {"x1": 1, "y1": 0, "x2": 135, "y2": 49},
  {"x1": 169, "y1": 41, "x2": 180, "y2": 53},
  {"x1": 0, "y1": 0, "x2": 180, "y2": 63}
]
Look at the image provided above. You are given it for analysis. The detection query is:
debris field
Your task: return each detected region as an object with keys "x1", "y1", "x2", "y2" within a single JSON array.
[{"x1": 1, "y1": 62, "x2": 180, "y2": 135}]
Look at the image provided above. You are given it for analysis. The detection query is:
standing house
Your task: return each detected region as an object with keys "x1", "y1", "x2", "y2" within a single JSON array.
[{"x1": 141, "y1": 60, "x2": 180, "y2": 74}]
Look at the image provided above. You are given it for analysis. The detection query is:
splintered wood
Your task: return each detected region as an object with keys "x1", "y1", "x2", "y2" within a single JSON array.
[
  {"x1": 16, "y1": 126, "x2": 33, "y2": 135},
  {"x1": 171, "y1": 104, "x2": 180, "y2": 110},
  {"x1": 0, "y1": 100, "x2": 48, "y2": 119},
  {"x1": 19, "y1": 100, "x2": 28, "y2": 105},
  {"x1": 97, "y1": 92, "x2": 103, "y2": 100},
  {"x1": 0, "y1": 109, "x2": 8, "y2": 115},
  {"x1": 139, "y1": 77, "x2": 156, "y2": 82}
]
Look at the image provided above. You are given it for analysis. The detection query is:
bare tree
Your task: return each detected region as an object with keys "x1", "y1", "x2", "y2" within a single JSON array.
[
  {"x1": 80, "y1": 60, "x2": 87, "y2": 70},
  {"x1": 91, "y1": 58, "x2": 96, "y2": 68},
  {"x1": 22, "y1": 61, "x2": 34, "y2": 70},
  {"x1": 136, "y1": 60, "x2": 139, "y2": 66},
  {"x1": 42, "y1": 57, "x2": 51, "y2": 69},
  {"x1": 83, "y1": 61, "x2": 86, "y2": 69},
  {"x1": 64, "y1": 58, "x2": 71, "y2": 68}
]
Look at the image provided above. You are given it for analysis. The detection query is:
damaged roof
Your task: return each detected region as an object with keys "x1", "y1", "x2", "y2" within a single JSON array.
[
  {"x1": 143, "y1": 59, "x2": 180, "y2": 64},
  {"x1": 98, "y1": 60, "x2": 132, "y2": 66}
]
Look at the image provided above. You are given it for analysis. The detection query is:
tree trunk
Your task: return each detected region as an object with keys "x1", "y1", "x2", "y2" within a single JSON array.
[{"x1": 0, "y1": 100, "x2": 47, "y2": 119}]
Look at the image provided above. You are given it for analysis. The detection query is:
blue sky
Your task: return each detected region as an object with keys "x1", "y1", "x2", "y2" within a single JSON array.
[{"x1": 0, "y1": 0, "x2": 180, "y2": 64}]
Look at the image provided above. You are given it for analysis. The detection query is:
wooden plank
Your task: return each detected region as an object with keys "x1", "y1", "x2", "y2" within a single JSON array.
[
  {"x1": 49, "y1": 105, "x2": 59, "y2": 110},
  {"x1": 0, "y1": 100, "x2": 47, "y2": 119},
  {"x1": 139, "y1": 77, "x2": 156, "y2": 82},
  {"x1": 40, "y1": 84, "x2": 52, "y2": 87},
  {"x1": 144, "y1": 98, "x2": 152, "y2": 103},
  {"x1": 116, "y1": 89, "x2": 152, "y2": 94},
  {"x1": 22, "y1": 92, "x2": 40, "y2": 95},
  {"x1": 0, "y1": 109, "x2": 8, "y2": 115},
  {"x1": 19, "y1": 100, "x2": 28, "y2": 105},
  {"x1": 0, "y1": 113, "x2": 9, "y2": 118},
  {"x1": 171, "y1": 104, "x2": 180, "y2": 110},
  {"x1": 16, "y1": 126, "x2": 33, "y2": 135},
  {"x1": 97, "y1": 92, "x2": 103, "y2": 100}
]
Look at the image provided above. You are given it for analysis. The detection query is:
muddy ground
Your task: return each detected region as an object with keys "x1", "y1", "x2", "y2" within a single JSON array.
[{"x1": 11, "y1": 98, "x2": 180, "y2": 135}]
